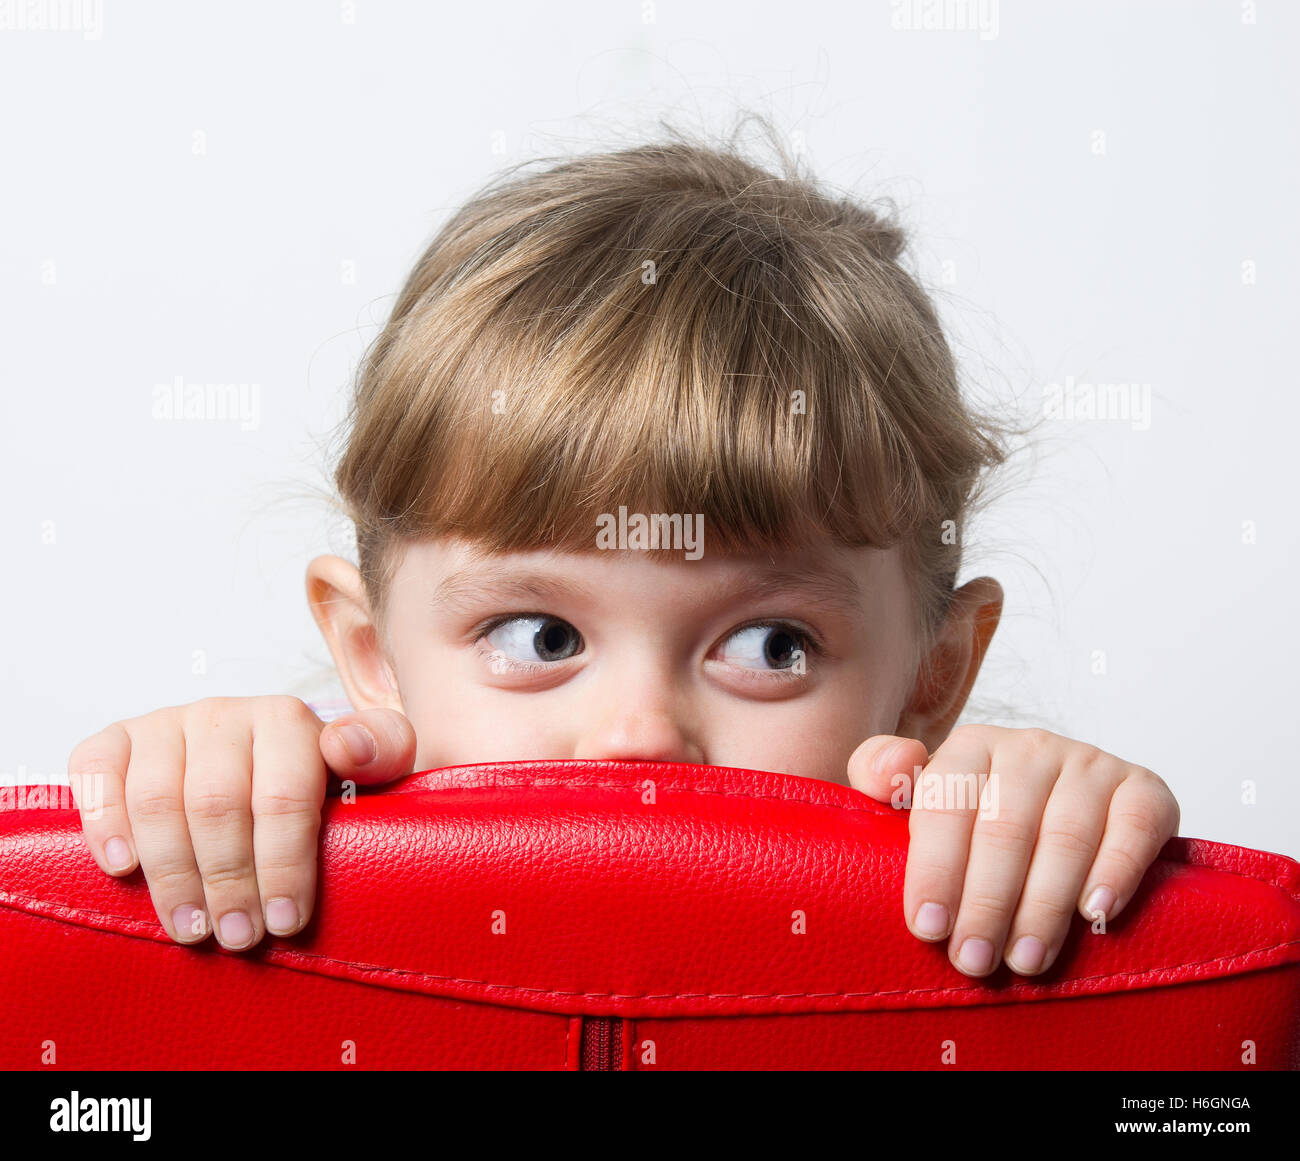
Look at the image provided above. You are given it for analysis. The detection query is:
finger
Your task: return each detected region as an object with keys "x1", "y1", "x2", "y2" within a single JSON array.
[
  {"x1": 181, "y1": 702, "x2": 263, "y2": 951},
  {"x1": 846, "y1": 734, "x2": 930, "y2": 806},
  {"x1": 67, "y1": 723, "x2": 137, "y2": 875},
  {"x1": 318, "y1": 708, "x2": 417, "y2": 788},
  {"x1": 1001, "y1": 748, "x2": 1121, "y2": 975},
  {"x1": 1078, "y1": 767, "x2": 1180, "y2": 928},
  {"x1": 122, "y1": 721, "x2": 211, "y2": 945},
  {"x1": 250, "y1": 697, "x2": 330, "y2": 937},
  {"x1": 947, "y1": 733, "x2": 1061, "y2": 978},
  {"x1": 895, "y1": 730, "x2": 992, "y2": 949}
]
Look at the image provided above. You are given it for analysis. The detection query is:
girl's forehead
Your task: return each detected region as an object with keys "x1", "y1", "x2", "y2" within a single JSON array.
[{"x1": 390, "y1": 535, "x2": 907, "y2": 619}]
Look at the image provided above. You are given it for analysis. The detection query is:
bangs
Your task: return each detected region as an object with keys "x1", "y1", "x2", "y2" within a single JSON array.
[{"x1": 349, "y1": 199, "x2": 947, "y2": 560}]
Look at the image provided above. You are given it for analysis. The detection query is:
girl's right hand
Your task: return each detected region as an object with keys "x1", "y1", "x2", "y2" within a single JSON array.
[{"x1": 65, "y1": 696, "x2": 416, "y2": 951}]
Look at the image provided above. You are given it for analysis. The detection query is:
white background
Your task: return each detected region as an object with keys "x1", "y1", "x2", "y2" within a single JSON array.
[{"x1": 2, "y1": 0, "x2": 1296, "y2": 857}]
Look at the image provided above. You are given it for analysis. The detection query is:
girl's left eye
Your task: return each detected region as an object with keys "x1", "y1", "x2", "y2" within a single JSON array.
[
  {"x1": 716, "y1": 623, "x2": 811, "y2": 670},
  {"x1": 483, "y1": 615, "x2": 583, "y2": 663}
]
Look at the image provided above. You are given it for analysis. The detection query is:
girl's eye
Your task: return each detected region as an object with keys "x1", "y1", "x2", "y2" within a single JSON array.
[
  {"x1": 717, "y1": 624, "x2": 809, "y2": 671},
  {"x1": 483, "y1": 615, "x2": 583, "y2": 663}
]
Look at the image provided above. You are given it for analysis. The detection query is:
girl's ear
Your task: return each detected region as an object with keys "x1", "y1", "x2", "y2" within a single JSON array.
[
  {"x1": 894, "y1": 576, "x2": 1003, "y2": 754},
  {"x1": 304, "y1": 555, "x2": 404, "y2": 714}
]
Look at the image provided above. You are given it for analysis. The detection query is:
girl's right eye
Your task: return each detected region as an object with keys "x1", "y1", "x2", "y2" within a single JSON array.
[{"x1": 482, "y1": 615, "x2": 583, "y2": 664}]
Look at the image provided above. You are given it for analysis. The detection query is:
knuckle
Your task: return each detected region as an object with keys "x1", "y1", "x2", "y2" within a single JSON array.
[
  {"x1": 67, "y1": 736, "x2": 111, "y2": 775},
  {"x1": 1100, "y1": 841, "x2": 1150, "y2": 882},
  {"x1": 906, "y1": 853, "x2": 963, "y2": 885},
  {"x1": 257, "y1": 695, "x2": 316, "y2": 730},
  {"x1": 120, "y1": 705, "x2": 176, "y2": 729},
  {"x1": 974, "y1": 814, "x2": 1034, "y2": 854},
  {"x1": 66, "y1": 764, "x2": 120, "y2": 822},
  {"x1": 185, "y1": 785, "x2": 245, "y2": 822},
  {"x1": 913, "y1": 769, "x2": 977, "y2": 814},
  {"x1": 1133, "y1": 764, "x2": 1171, "y2": 796},
  {"x1": 947, "y1": 722, "x2": 990, "y2": 747},
  {"x1": 183, "y1": 697, "x2": 240, "y2": 730},
  {"x1": 1164, "y1": 792, "x2": 1181, "y2": 834},
  {"x1": 67, "y1": 727, "x2": 127, "y2": 780},
  {"x1": 1113, "y1": 803, "x2": 1168, "y2": 848},
  {"x1": 1020, "y1": 727, "x2": 1057, "y2": 753},
  {"x1": 197, "y1": 859, "x2": 256, "y2": 893},
  {"x1": 1073, "y1": 743, "x2": 1109, "y2": 777},
  {"x1": 145, "y1": 862, "x2": 202, "y2": 896},
  {"x1": 128, "y1": 788, "x2": 185, "y2": 821},
  {"x1": 249, "y1": 790, "x2": 320, "y2": 822},
  {"x1": 957, "y1": 889, "x2": 1011, "y2": 925},
  {"x1": 1040, "y1": 817, "x2": 1098, "y2": 858},
  {"x1": 252, "y1": 851, "x2": 314, "y2": 879},
  {"x1": 67, "y1": 752, "x2": 117, "y2": 784},
  {"x1": 1021, "y1": 896, "x2": 1075, "y2": 928},
  {"x1": 1133, "y1": 768, "x2": 1179, "y2": 827}
]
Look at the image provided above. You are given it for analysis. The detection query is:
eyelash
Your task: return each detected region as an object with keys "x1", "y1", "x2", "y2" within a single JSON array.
[
  {"x1": 471, "y1": 614, "x2": 568, "y2": 675},
  {"x1": 725, "y1": 619, "x2": 825, "y2": 659},
  {"x1": 473, "y1": 614, "x2": 533, "y2": 637}
]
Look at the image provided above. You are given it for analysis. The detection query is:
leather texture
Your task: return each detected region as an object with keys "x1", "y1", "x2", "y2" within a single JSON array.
[{"x1": 2, "y1": 759, "x2": 1298, "y2": 1069}]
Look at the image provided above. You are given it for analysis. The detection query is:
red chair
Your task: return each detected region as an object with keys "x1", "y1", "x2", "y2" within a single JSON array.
[{"x1": 2, "y1": 759, "x2": 1298, "y2": 1070}]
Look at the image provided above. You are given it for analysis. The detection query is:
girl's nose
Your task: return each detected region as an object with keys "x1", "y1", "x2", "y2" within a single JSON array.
[{"x1": 571, "y1": 686, "x2": 704, "y2": 766}]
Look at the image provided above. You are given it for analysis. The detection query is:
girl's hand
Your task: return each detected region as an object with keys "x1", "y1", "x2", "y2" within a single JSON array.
[
  {"x1": 847, "y1": 725, "x2": 1179, "y2": 978},
  {"x1": 66, "y1": 697, "x2": 416, "y2": 951}
]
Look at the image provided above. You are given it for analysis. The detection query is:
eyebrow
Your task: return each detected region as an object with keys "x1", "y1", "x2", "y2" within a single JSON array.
[
  {"x1": 430, "y1": 557, "x2": 865, "y2": 621},
  {"x1": 431, "y1": 562, "x2": 598, "y2": 617},
  {"x1": 717, "y1": 562, "x2": 865, "y2": 620}
]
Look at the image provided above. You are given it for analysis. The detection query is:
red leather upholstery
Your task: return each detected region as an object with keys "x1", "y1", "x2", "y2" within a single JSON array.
[{"x1": 2, "y1": 760, "x2": 1298, "y2": 1070}]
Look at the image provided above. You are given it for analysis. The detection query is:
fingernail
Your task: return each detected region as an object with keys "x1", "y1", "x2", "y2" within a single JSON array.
[
  {"x1": 104, "y1": 836, "x2": 133, "y2": 872},
  {"x1": 957, "y1": 937, "x2": 995, "y2": 975},
  {"x1": 218, "y1": 910, "x2": 254, "y2": 949},
  {"x1": 1009, "y1": 935, "x2": 1046, "y2": 974},
  {"x1": 334, "y1": 724, "x2": 376, "y2": 766},
  {"x1": 265, "y1": 897, "x2": 298, "y2": 935},
  {"x1": 873, "y1": 740, "x2": 906, "y2": 776},
  {"x1": 914, "y1": 902, "x2": 949, "y2": 939},
  {"x1": 1085, "y1": 885, "x2": 1117, "y2": 921},
  {"x1": 172, "y1": 904, "x2": 208, "y2": 942}
]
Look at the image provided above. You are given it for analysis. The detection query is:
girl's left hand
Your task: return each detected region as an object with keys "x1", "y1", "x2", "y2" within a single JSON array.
[{"x1": 847, "y1": 725, "x2": 1180, "y2": 979}]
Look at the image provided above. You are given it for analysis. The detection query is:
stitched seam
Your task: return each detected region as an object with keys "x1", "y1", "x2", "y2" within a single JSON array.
[
  {"x1": 3, "y1": 893, "x2": 1297, "y2": 1001},
  {"x1": 204, "y1": 937, "x2": 1300, "y2": 999},
  {"x1": 384, "y1": 778, "x2": 890, "y2": 817},
  {"x1": 0, "y1": 889, "x2": 148, "y2": 931}
]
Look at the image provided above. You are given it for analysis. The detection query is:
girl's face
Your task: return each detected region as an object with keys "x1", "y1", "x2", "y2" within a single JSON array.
[{"x1": 318, "y1": 535, "x2": 927, "y2": 785}]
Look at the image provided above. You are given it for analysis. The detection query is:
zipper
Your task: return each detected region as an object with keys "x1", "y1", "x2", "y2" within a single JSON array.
[{"x1": 579, "y1": 1016, "x2": 625, "y2": 1070}]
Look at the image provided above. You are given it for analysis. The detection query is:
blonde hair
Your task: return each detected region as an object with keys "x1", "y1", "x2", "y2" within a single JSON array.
[{"x1": 333, "y1": 119, "x2": 1016, "y2": 672}]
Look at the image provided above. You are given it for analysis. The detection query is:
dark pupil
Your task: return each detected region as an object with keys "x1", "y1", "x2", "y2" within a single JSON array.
[
  {"x1": 534, "y1": 618, "x2": 578, "y2": 661},
  {"x1": 764, "y1": 629, "x2": 799, "y2": 668}
]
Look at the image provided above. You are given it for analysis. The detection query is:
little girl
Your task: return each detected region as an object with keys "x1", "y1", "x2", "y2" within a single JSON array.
[{"x1": 66, "y1": 122, "x2": 1179, "y2": 983}]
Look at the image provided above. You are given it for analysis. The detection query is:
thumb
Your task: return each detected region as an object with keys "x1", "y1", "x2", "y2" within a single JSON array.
[
  {"x1": 847, "y1": 734, "x2": 929, "y2": 804},
  {"x1": 318, "y1": 707, "x2": 417, "y2": 788}
]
